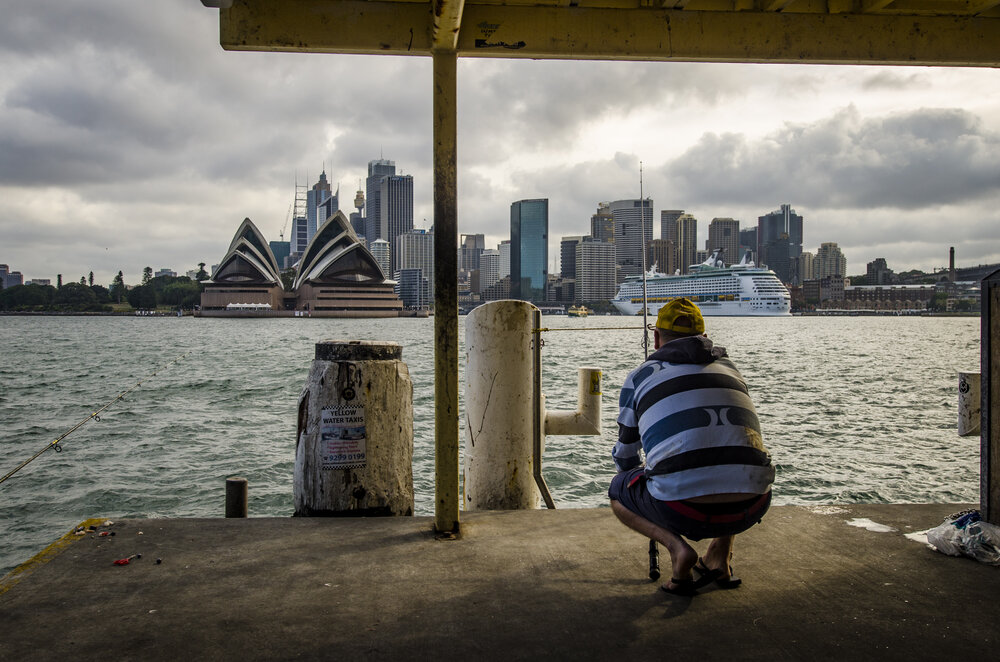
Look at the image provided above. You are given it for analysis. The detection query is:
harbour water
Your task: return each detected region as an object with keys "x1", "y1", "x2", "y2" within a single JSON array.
[{"x1": 0, "y1": 314, "x2": 981, "y2": 575}]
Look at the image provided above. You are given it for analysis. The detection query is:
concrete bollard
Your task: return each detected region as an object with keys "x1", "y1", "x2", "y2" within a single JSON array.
[
  {"x1": 464, "y1": 301, "x2": 603, "y2": 511},
  {"x1": 464, "y1": 300, "x2": 539, "y2": 510},
  {"x1": 225, "y1": 477, "x2": 248, "y2": 518},
  {"x1": 293, "y1": 340, "x2": 414, "y2": 517},
  {"x1": 959, "y1": 372, "x2": 981, "y2": 437}
]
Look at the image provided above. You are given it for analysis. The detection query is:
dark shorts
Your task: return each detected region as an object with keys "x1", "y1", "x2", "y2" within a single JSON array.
[{"x1": 608, "y1": 467, "x2": 771, "y2": 541}]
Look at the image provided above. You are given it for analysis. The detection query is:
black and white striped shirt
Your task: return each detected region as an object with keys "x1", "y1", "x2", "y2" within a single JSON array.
[{"x1": 614, "y1": 335, "x2": 775, "y2": 500}]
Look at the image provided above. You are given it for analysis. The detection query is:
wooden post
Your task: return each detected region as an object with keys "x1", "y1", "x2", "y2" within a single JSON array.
[
  {"x1": 225, "y1": 477, "x2": 248, "y2": 518},
  {"x1": 982, "y1": 269, "x2": 1000, "y2": 523},
  {"x1": 294, "y1": 341, "x2": 413, "y2": 517}
]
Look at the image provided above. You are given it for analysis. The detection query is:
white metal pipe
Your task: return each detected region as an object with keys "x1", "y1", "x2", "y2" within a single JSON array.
[
  {"x1": 960, "y1": 372, "x2": 981, "y2": 437},
  {"x1": 464, "y1": 300, "x2": 539, "y2": 510},
  {"x1": 544, "y1": 368, "x2": 603, "y2": 436}
]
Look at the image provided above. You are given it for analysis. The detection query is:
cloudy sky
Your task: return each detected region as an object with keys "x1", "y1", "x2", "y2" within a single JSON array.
[{"x1": 2, "y1": 1, "x2": 1000, "y2": 286}]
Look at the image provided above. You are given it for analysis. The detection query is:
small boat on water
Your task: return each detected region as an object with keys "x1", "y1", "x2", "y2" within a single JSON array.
[{"x1": 567, "y1": 305, "x2": 590, "y2": 317}]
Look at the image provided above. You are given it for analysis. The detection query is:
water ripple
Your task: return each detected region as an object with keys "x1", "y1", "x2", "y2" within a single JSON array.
[{"x1": 0, "y1": 314, "x2": 981, "y2": 574}]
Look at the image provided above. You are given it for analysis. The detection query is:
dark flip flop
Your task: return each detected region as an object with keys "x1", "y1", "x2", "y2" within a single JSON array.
[
  {"x1": 661, "y1": 568, "x2": 723, "y2": 596},
  {"x1": 695, "y1": 558, "x2": 743, "y2": 589}
]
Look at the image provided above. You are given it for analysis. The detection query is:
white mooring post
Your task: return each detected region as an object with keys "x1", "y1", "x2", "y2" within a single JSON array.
[
  {"x1": 464, "y1": 300, "x2": 602, "y2": 510},
  {"x1": 294, "y1": 340, "x2": 414, "y2": 517}
]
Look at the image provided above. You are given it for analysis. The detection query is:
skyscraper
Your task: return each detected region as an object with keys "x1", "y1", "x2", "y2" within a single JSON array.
[
  {"x1": 758, "y1": 204, "x2": 803, "y2": 283},
  {"x1": 292, "y1": 215, "x2": 309, "y2": 257},
  {"x1": 647, "y1": 239, "x2": 676, "y2": 275},
  {"x1": 370, "y1": 239, "x2": 391, "y2": 278},
  {"x1": 365, "y1": 159, "x2": 396, "y2": 245},
  {"x1": 560, "y1": 236, "x2": 586, "y2": 279},
  {"x1": 460, "y1": 234, "x2": 486, "y2": 273},
  {"x1": 480, "y1": 248, "x2": 500, "y2": 291},
  {"x1": 790, "y1": 250, "x2": 814, "y2": 286},
  {"x1": 610, "y1": 199, "x2": 653, "y2": 281},
  {"x1": 661, "y1": 210, "x2": 683, "y2": 243},
  {"x1": 575, "y1": 241, "x2": 617, "y2": 302},
  {"x1": 739, "y1": 227, "x2": 758, "y2": 262},
  {"x1": 498, "y1": 240, "x2": 511, "y2": 280},
  {"x1": 395, "y1": 268, "x2": 430, "y2": 309},
  {"x1": 867, "y1": 257, "x2": 892, "y2": 285},
  {"x1": 591, "y1": 203, "x2": 614, "y2": 244},
  {"x1": 381, "y1": 175, "x2": 414, "y2": 273},
  {"x1": 395, "y1": 228, "x2": 435, "y2": 299},
  {"x1": 307, "y1": 170, "x2": 335, "y2": 242},
  {"x1": 510, "y1": 199, "x2": 548, "y2": 302},
  {"x1": 707, "y1": 218, "x2": 740, "y2": 264},
  {"x1": 676, "y1": 213, "x2": 698, "y2": 273},
  {"x1": 269, "y1": 240, "x2": 291, "y2": 271},
  {"x1": 814, "y1": 242, "x2": 847, "y2": 278}
]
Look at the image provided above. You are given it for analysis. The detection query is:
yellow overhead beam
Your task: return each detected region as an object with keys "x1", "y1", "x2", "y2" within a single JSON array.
[
  {"x1": 458, "y1": 5, "x2": 1000, "y2": 65},
  {"x1": 434, "y1": 0, "x2": 466, "y2": 50},
  {"x1": 220, "y1": 1, "x2": 1000, "y2": 66},
  {"x1": 220, "y1": 0, "x2": 433, "y2": 54}
]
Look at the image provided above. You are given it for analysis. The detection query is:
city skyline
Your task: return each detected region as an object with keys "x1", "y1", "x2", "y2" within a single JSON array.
[{"x1": 2, "y1": 2, "x2": 1000, "y2": 286}]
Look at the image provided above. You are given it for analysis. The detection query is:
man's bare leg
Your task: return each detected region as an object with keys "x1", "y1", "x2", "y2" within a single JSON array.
[
  {"x1": 610, "y1": 499, "x2": 697, "y2": 591},
  {"x1": 701, "y1": 535, "x2": 736, "y2": 581}
]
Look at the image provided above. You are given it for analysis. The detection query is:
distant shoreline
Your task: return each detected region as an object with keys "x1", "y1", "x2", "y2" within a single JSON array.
[
  {"x1": 0, "y1": 310, "x2": 184, "y2": 317},
  {"x1": 0, "y1": 309, "x2": 981, "y2": 318}
]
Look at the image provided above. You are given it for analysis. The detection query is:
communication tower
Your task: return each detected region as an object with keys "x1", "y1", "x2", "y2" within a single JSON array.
[{"x1": 354, "y1": 180, "x2": 365, "y2": 215}]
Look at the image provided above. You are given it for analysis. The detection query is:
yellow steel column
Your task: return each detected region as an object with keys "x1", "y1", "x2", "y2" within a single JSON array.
[{"x1": 433, "y1": 49, "x2": 460, "y2": 535}]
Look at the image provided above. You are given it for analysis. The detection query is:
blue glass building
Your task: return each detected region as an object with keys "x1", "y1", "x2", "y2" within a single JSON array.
[{"x1": 510, "y1": 199, "x2": 548, "y2": 302}]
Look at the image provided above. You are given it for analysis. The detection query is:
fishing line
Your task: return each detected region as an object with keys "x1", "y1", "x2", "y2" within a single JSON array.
[
  {"x1": 639, "y1": 161, "x2": 660, "y2": 581},
  {"x1": 0, "y1": 351, "x2": 190, "y2": 487},
  {"x1": 531, "y1": 326, "x2": 647, "y2": 333}
]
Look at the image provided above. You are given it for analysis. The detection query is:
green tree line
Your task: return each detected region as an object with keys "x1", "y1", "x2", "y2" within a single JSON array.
[{"x1": 0, "y1": 265, "x2": 209, "y2": 313}]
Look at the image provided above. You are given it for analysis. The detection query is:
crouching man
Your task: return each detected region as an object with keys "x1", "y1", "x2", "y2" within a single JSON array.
[{"x1": 608, "y1": 298, "x2": 775, "y2": 595}]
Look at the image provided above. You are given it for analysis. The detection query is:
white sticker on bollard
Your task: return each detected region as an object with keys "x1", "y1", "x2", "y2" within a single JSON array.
[{"x1": 320, "y1": 405, "x2": 367, "y2": 469}]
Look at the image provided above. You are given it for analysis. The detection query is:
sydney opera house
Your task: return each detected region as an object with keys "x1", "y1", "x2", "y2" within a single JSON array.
[{"x1": 200, "y1": 213, "x2": 404, "y2": 317}]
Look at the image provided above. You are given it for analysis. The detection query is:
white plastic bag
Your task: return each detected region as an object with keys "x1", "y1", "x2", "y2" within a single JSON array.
[{"x1": 927, "y1": 510, "x2": 1000, "y2": 565}]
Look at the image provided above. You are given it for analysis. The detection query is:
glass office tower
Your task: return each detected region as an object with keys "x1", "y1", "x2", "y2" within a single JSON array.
[{"x1": 510, "y1": 199, "x2": 548, "y2": 302}]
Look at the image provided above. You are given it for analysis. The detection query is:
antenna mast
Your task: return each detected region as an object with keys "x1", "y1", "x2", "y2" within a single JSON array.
[{"x1": 640, "y1": 161, "x2": 650, "y2": 359}]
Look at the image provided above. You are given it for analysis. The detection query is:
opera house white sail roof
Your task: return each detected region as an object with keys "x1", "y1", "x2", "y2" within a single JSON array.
[
  {"x1": 292, "y1": 212, "x2": 388, "y2": 291},
  {"x1": 208, "y1": 218, "x2": 283, "y2": 286}
]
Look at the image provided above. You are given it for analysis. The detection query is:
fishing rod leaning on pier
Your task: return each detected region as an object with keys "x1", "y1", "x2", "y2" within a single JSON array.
[
  {"x1": 0, "y1": 351, "x2": 190, "y2": 487},
  {"x1": 636, "y1": 162, "x2": 661, "y2": 582}
]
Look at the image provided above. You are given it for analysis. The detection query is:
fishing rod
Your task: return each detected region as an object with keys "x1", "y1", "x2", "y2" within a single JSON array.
[
  {"x1": 0, "y1": 351, "x2": 190, "y2": 487},
  {"x1": 638, "y1": 161, "x2": 660, "y2": 582}
]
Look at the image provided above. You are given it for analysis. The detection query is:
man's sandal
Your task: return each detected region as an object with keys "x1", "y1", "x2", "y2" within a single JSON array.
[{"x1": 694, "y1": 558, "x2": 742, "y2": 589}]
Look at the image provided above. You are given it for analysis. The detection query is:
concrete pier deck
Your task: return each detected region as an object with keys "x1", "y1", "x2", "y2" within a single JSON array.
[{"x1": 2, "y1": 504, "x2": 997, "y2": 661}]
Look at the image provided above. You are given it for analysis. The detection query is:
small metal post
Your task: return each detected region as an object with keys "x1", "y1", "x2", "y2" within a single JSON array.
[
  {"x1": 532, "y1": 309, "x2": 555, "y2": 509},
  {"x1": 225, "y1": 477, "x2": 248, "y2": 518},
  {"x1": 982, "y1": 269, "x2": 1000, "y2": 523}
]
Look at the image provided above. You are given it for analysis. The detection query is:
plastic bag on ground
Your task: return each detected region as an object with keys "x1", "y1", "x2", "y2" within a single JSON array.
[{"x1": 926, "y1": 510, "x2": 1000, "y2": 565}]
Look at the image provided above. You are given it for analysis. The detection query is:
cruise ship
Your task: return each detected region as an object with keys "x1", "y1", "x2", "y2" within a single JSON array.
[{"x1": 611, "y1": 249, "x2": 791, "y2": 316}]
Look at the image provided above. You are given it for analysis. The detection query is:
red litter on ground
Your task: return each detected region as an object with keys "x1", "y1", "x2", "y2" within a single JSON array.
[{"x1": 113, "y1": 554, "x2": 141, "y2": 566}]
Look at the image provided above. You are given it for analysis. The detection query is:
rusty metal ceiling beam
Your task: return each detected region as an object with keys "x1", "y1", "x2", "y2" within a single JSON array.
[{"x1": 219, "y1": 2, "x2": 1000, "y2": 67}]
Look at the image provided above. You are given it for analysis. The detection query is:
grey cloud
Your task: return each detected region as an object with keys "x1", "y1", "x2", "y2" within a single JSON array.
[
  {"x1": 0, "y1": 1, "x2": 432, "y2": 194},
  {"x1": 860, "y1": 70, "x2": 929, "y2": 91},
  {"x1": 458, "y1": 60, "x2": 761, "y2": 163},
  {"x1": 663, "y1": 106, "x2": 1000, "y2": 211}
]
